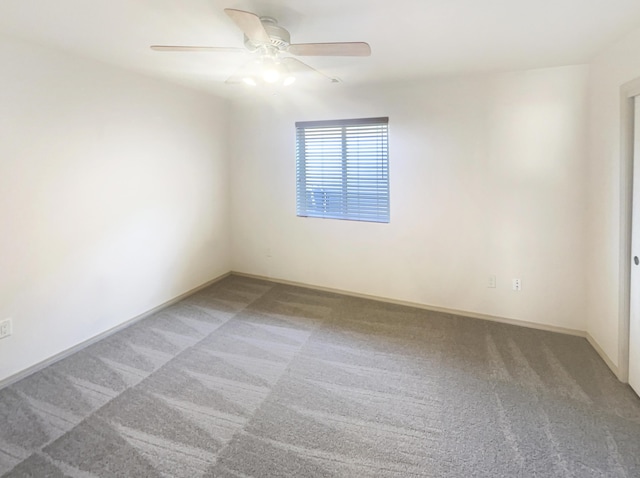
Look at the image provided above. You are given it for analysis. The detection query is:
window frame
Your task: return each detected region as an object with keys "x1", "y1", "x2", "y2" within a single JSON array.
[{"x1": 295, "y1": 117, "x2": 390, "y2": 223}]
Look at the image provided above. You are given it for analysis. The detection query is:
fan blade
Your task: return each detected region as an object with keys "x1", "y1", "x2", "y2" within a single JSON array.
[
  {"x1": 288, "y1": 42, "x2": 371, "y2": 57},
  {"x1": 282, "y1": 57, "x2": 338, "y2": 82},
  {"x1": 151, "y1": 45, "x2": 245, "y2": 53},
  {"x1": 224, "y1": 8, "x2": 271, "y2": 44}
]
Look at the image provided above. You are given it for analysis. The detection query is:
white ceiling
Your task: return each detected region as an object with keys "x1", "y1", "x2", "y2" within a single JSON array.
[{"x1": 2, "y1": 0, "x2": 640, "y2": 97}]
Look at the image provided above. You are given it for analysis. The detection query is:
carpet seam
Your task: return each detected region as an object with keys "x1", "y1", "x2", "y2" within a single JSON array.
[{"x1": 209, "y1": 281, "x2": 336, "y2": 469}]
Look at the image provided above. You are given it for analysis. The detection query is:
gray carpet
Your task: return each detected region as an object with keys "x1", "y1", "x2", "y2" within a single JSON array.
[{"x1": 1, "y1": 275, "x2": 639, "y2": 477}]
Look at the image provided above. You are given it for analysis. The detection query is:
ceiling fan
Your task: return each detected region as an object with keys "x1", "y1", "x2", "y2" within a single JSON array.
[{"x1": 151, "y1": 8, "x2": 371, "y2": 87}]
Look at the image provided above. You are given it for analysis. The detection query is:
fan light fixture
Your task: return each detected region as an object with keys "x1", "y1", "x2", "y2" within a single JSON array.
[{"x1": 242, "y1": 56, "x2": 296, "y2": 87}]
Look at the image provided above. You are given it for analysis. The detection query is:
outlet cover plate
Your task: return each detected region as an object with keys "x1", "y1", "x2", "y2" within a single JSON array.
[{"x1": 0, "y1": 318, "x2": 12, "y2": 339}]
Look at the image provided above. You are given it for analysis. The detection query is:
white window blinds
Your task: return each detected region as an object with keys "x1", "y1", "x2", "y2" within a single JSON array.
[{"x1": 295, "y1": 117, "x2": 389, "y2": 223}]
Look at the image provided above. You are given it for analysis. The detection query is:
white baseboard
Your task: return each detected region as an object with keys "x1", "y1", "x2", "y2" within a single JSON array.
[
  {"x1": 238, "y1": 272, "x2": 627, "y2": 381},
  {"x1": 0, "y1": 272, "x2": 230, "y2": 390},
  {"x1": 586, "y1": 333, "x2": 621, "y2": 379},
  {"x1": 2, "y1": 270, "x2": 622, "y2": 389},
  {"x1": 231, "y1": 271, "x2": 586, "y2": 337}
]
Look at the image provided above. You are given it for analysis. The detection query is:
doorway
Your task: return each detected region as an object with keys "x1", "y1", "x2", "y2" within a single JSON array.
[
  {"x1": 620, "y1": 78, "x2": 640, "y2": 391},
  {"x1": 630, "y1": 96, "x2": 640, "y2": 393}
]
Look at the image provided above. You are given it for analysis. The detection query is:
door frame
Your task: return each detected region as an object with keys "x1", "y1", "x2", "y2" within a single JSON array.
[{"x1": 619, "y1": 77, "x2": 640, "y2": 382}]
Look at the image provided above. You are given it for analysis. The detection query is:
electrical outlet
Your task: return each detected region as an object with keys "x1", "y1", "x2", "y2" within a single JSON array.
[
  {"x1": 512, "y1": 278, "x2": 521, "y2": 291},
  {"x1": 488, "y1": 275, "x2": 496, "y2": 288},
  {"x1": 0, "y1": 318, "x2": 12, "y2": 339}
]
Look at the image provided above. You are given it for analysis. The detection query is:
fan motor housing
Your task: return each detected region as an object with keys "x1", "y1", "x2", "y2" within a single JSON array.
[{"x1": 244, "y1": 17, "x2": 290, "y2": 51}]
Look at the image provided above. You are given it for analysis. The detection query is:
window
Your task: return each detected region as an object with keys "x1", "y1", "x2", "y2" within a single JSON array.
[{"x1": 295, "y1": 117, "x2": 389, "y2": 223}]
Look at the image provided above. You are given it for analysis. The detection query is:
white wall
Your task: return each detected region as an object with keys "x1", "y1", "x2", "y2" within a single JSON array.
[
  {"x1": 230, "y1": 65, "x2": 590, "y2": 332},
  {"x1": 586, "y1": 26, "x2": 640, "y2": 371},
  {"x1": 0, "y1": 35, "x2": 231, "y2": 382},
  {"x1": 0, "y1": 30, "x2": 607, "y2": 384}
]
